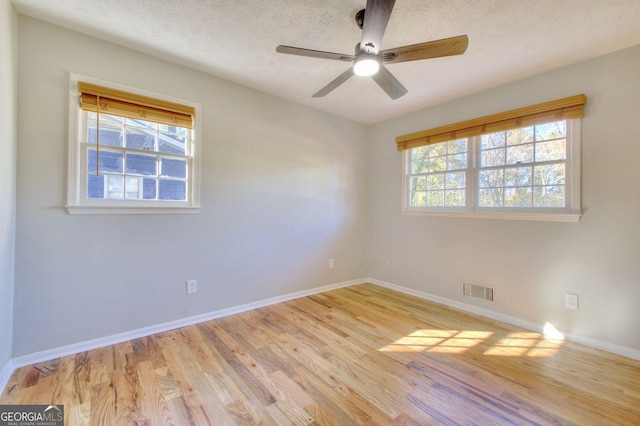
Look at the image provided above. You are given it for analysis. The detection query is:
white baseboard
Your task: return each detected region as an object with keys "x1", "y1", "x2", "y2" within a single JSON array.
[
  {"x1": 10, "y1": 278, "x2": 365, "y2": 370},
  {"x1": 367, "y1": 278, "x2": 640, "y2": 361},
  {"x1": 0, "y1": 359, "x2": 14, "y2": 394}
]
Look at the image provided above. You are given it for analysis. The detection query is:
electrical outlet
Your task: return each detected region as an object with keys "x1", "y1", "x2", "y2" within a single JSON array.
[
  {"x1": 384, "y1": 259, "x2": 390, "y2": 268},
  {"x1": 565, "y1": 293, "x2": 578, "y2": 310},
  {"x1": 329, "y1": 258, "x2": 335, "y2": 269},
  {"x1": 186, "y1": 279, "x2": 197, "y2": 295}
]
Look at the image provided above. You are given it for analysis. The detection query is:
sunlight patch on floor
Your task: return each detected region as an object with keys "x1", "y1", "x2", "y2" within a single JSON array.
[
  {"x1": 378, "y1": 323, "x2": 565, "y2": 357},
  {"x1": 378, "y1": 329, "x2": 492, "y2": 354}
]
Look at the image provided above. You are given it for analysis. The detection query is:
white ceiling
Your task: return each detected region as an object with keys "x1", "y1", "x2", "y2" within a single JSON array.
[{"x1": 11, "y1": 0, "x2": 640, "y2": 124}]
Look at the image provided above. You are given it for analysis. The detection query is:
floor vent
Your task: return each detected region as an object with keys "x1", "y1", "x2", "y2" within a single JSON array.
[{"x1": 463, "y1": 282, "x2": 494, "y2": 302}]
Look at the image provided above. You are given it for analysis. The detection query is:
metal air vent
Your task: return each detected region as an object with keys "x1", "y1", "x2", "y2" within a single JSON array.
[{"x1": 463, "y1": 282, "x2": 494, "y2": 302}]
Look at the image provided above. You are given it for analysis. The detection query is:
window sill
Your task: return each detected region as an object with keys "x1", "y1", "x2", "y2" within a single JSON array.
[
  {"x1": 401, "y1": 209, "x2": 582, "y2": 223},
  {"x1": 66, "y1": 205, "x2": 200, "y2": 215}
]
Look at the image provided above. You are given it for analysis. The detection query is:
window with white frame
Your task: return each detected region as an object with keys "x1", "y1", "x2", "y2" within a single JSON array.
[
  {"x1": 399, "y1": 95, "x2": 585, "y2": 221},
  {"x1": 67, "y1": 75, "x2": 200, "y2": 214}
]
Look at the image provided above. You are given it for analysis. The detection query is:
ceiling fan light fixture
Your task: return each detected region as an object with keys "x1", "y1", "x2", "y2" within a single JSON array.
[{"x1": 353, "y1": 54, "x2": 380, "y2": 76}]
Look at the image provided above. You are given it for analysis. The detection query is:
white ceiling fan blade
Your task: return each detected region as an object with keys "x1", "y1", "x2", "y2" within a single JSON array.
[
  {"x1": 276, "y1": 45, "x2": 355, "y2": 62},
  {"x1": 371, "y1": 65, "x2": 407, "y2": 100},
  {"x1": 313, "y1": 68, "x2": 355, "y2": 97}
]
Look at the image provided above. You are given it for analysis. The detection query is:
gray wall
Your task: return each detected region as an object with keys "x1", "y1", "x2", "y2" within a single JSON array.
[
  {"x1": 13, "y1": 16, "x2": 368, "y2": 356},
  {"x1": 368, "y1": 44, "x2": 640, "y2": 352},
  {"x1": 0, "y1": 2, "x2": 17, "y2": 370}
]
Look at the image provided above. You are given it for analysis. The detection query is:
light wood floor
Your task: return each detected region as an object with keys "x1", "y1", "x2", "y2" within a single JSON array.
[{"x1": 2, "y1": 284, "x2": 639, "y2": 425}]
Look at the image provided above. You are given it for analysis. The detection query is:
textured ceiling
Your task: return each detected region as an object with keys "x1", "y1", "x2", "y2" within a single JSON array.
[{"x1": 11, "y1": 0, "x2": 640, "y2": 124}]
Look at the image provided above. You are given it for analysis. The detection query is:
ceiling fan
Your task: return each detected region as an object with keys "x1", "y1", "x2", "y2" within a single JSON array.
[{"x1": 276, "y1": 0, "x2": 468, "y2": 100}]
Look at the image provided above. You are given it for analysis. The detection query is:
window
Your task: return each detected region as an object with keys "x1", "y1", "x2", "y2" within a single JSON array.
[
  {"x1": 407, "y1": 138, "x2": 468, "y2": 208},
  {"x1": 399, "y1": 95, "x2": 585, "y2": 221},
  {"x1": 67, "y1": 75, "x2": 200, "y2": 214}
]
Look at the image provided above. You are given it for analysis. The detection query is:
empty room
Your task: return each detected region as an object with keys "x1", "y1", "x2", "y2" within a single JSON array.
[{"x1": 1, "y1": 0, "x2": 640, "y2": 424}]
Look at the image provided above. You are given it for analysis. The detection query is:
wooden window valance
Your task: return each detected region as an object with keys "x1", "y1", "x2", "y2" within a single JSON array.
[
  {"x1": 78, "y1": 82, "x2": 194, "y2": 129},
  {"x1": 396, "y1": 94, "x2": 586, "y2": 151}
]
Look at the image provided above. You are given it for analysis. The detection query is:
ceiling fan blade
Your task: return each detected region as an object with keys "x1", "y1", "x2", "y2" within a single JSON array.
[
  {"x1": 360, "y1": 0, "x2": 395, "y2": 53},
  {"x1": 276, "y1": 45, "x2": 355, "y2": 62},
  {"x1": 381, "y1": 35, "x2": 469, "y2": 64},
  {"x1": 312, "y1": 68, "x2": 355, "y2": 97},
  {"x1": 371, "y1": 65, "x2": 407, "y2": 100}
]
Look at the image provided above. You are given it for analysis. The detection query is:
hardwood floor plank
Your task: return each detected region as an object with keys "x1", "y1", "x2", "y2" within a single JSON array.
[
  {"x1": 197, "y1": 322, "x2": 277, "y2": 407},
  {"x1": 67, "y1": 401, "x2": 90, "y2": 426},
  {"x1": 90, "y1": 380, "x2": 119, "y2": 425},
  {"x1": 2, "y1": 283, "x2": 639, "y2": 424},
  {"x1": 209, "y1": 321, "x2": 314, "y2": 424},
  {"x1": 20, "y1": 366, "x2": 40, "y2": 388},
  {"x1": 88, "y1": 346, "x2": 113, "y2": 387},
  {"x1": 167, "y1": 343, "x2": 233, "y2": 424},
  {"x1": 135, "y1": 360, "x2": 173, "y2": 425}
]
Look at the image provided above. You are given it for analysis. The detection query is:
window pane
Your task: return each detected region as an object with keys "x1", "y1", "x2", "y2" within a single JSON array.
[
  {"x1": 428, "y1": 143, "x2": 446, "y2": 157},
  {"x1": 535, "y1": 139, "x2": 566, "y2": 162},
  {"x1": 411, "y1": 160, "x2": 428, "y2": 174},
  {"x1": 479, "y1": 169, "x2": 503, "y2": 188},
  {"x1": 479, "y1": 188, "x2": 503, "y2": 207},
  {"x1": 88, "y1": 113, "x2": 123, "y2": 147},
  {"x1": 410, "y1": 176, "x2": 426, "y2": 192},
  {"x1": 507, "y1": 127, "x2": 533, "y2": 145},
  {"x1": 410, "y1": 191, "x2": 426, "y2": 207},
  {"x1": 506, "y1": 144, "x2": 533, "y2": 164},
  {"x1": 447, "y1": 139, "x2": 467, "y2": 154},
  {"x1": 445, "y1": 190, "x2": 465, "y2": 206},
  {"x1": 88, "y1": 149, "x2": 123, "y2": 174},
  {"x1": 534, "y1": 164, "x2": 565, "y2": 186},
  {"x1": 447, "y1": 153, "x2": 467, "y2": 170},
  {"x1": 445, "y1": 172, "x2": 465, "y2": 189},
  {"x1": 427, "y1": 174, "x2": 444, "y2": 190},
  {"x1": 534, "y1": 185, "x2": 565, "y2": 207},
  {"x1": 161, "y1": 158, "x2": 187, "y2": 178},
  {"x1": 125, "y1": 127, "x2": 156, "y2": 151},
  {"x1": 126, "y1": 153, "x2": 157, "y2": 176},
  {"x1": 159, "y1": 180, "x2": 186, "y2": 200},
  {"x1": 406, "y1": 139, "x2": 470, "y2": 210},
  {"x1": 505, "y1": 166, "x2": 532, "y2": 187},
  {"x1": 428, "y1": 156, "x2": 447, "y2": 172},
  {"x1": 411, "y1": 146, "x2": 428, "y2": 173},
  {"x1": 481, "y1": 132, "x2": 505, "y2": 149},
  {"x1": 143, "y1": 178, "x2": 157, "y2": 200},
  {"x1": 412, "y1": 146, "x2": 428, "y2": 161},
  {"x1": 505, "y1": 187, "x2": 532, "y2": 207},
  {"x1": 535, "y1": 121, "x2": 566, "y2": 140},
  {"x1": 107, "y1": 175, "x2": 125, "y2": 200},
  {"x1": 125, "y1": 177, "x2": 141, "y2": 200},
  {"x1": 87, "y1": 174, "x2": 104, "y2": 199},
  {"x1": 88, "y1": 128, "x2": 123, "y2": 147},
  {"x1": 159, "y1": 131, "x2": 187, "y2": 155},
  {"x1": 426, "y1": 190, "x2": 444, "y2": 207},
  {"x1": 481, "y1": 148, "x2": 505, "y2": 167}
]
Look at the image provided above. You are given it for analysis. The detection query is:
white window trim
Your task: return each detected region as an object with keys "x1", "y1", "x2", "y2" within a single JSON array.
[
  {"x1": 401, "y1": 119, "x2": 582, "y2": 223},
  {"x1": 66, "y1": 73, "x2": 201, "y2": 215}
]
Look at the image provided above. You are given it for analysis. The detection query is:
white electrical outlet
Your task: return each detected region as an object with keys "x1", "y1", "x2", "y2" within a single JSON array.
[
  {"x1": 186, "y1": 279, "x2": 197, "y2": 295},
  {"x1": 329, "y1": 258, "x2": 335, "y2": 269},
  {"x1": 565, "y1": 293, "x2": 578, "y2": 310},
  {"x1": 384, "y1": 259, "x2": 390, "y2": 268}
]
